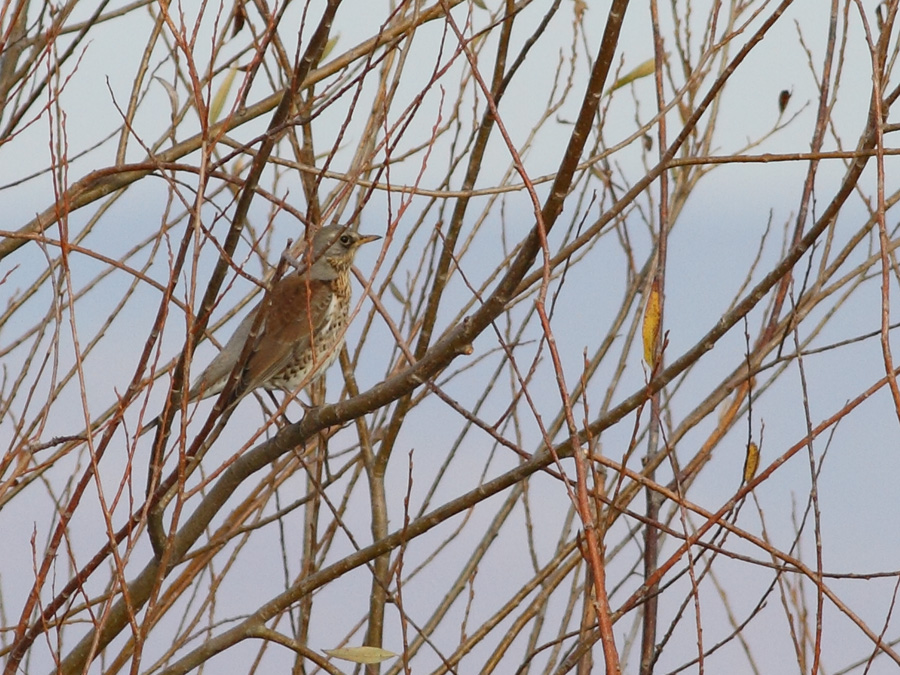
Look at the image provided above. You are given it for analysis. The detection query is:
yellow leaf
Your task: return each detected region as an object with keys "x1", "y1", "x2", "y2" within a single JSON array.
[
  {"x1": 608, "y1": 58, "x2": 655, "y2": 94},
  {"x1": 321, "y1": 34, "x2": 340, "y2": 61},
  {"x1": 642, "y1": 278, "x2": 661, "y2": 368},
  {"x1": 210, "y1": 66, "x2": 238, "y2": 124},
  {"x1": 743, "y1": 442, "x2": 760, "y2": 484},
  {"x1": 388, "y1": 280, "x2": 405, "y2": 304},
  {"x1": 323, "y1": 646, "x2": 397, "y2": 664}
]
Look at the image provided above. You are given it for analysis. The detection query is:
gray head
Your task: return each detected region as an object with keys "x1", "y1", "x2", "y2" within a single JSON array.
[{"x1": 306, "y1": 225, "x2": 381, "y2": 280}]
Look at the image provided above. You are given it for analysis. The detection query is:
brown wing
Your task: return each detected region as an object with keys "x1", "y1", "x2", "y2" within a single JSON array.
[
  {"x1": 187, "y1": 300, "x2": 264, "y2": 401},
  {"x1": 241, "y1": 274, "x2": 334, "y2": 392}
]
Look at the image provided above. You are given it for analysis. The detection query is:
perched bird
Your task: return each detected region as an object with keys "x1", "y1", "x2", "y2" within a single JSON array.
[{"x1": 177, "y1": 225, "x2": 380, "y2": 411}]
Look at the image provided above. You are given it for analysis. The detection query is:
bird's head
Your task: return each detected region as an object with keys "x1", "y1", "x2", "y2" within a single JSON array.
[{"x1": 307, "y1": 225, "x2": 381, "y2": 280}]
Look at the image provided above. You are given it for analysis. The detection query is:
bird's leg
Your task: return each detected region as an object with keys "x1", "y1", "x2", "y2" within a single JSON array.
[
  {"x1": 254, "y1": 390, "x2": 290, "y2": 428},
  {"x1": 291, "y1": 391, "x2": 316, "y2": 417},
  {"x1": 260, "y1": 389, "x2": 314, "y2": 427}
]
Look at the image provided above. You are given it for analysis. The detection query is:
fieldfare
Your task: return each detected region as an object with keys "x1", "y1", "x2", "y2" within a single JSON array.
[{"x1": 178, "y1": 224, "x2": 380, "y2": 412}]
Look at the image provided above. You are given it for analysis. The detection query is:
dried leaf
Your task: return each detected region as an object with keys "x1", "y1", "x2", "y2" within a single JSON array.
[
  {"x1": 324, "y1": 646, "x2": 397, "y2": 664},
  {"x1": 642, "y1": 278, "x2": 661, "y2": 368},
  {"x1": 153, "y1": 76, "x2": 179, "y2": 120},
  {"x1": 778, "y1": 89, "x2": 791, "y2": 114},
  {"x1": 743, "y1": 442, "x2": 760, "y2": 484},
  {"x1": 608, "y1": 58, "x2": 655, "y2": 94},
  {"x1": 232, "y1": 0, "x2": 246, "y2": 37}
]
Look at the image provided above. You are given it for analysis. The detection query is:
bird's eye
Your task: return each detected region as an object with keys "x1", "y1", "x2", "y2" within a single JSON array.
[{"x1": 340, "y1": 234, "x2": 353, "y2": 246}]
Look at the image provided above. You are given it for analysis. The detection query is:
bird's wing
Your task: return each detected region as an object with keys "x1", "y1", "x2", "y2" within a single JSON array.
[
  {"x1": 241, "y1": 274, "x2": 335, "y2": 391},
  {"x1": 187, "y1": 300, "x2": 265, "y2": 401}
]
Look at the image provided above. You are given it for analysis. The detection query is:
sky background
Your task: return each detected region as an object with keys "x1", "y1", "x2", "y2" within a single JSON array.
[{"x1": 3, "y1": 0, "x2": 900, "y2": 673}]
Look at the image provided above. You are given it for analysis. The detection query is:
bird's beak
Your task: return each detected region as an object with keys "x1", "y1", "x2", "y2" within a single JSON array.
[{"x1": 356, "y1": 233, "x2": 382, "y2": 246}]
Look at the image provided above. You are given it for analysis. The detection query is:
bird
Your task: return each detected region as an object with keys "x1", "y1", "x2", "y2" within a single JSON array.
[{"x1": 163, "y1": 224, "x2": 380, "y2": 420}]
